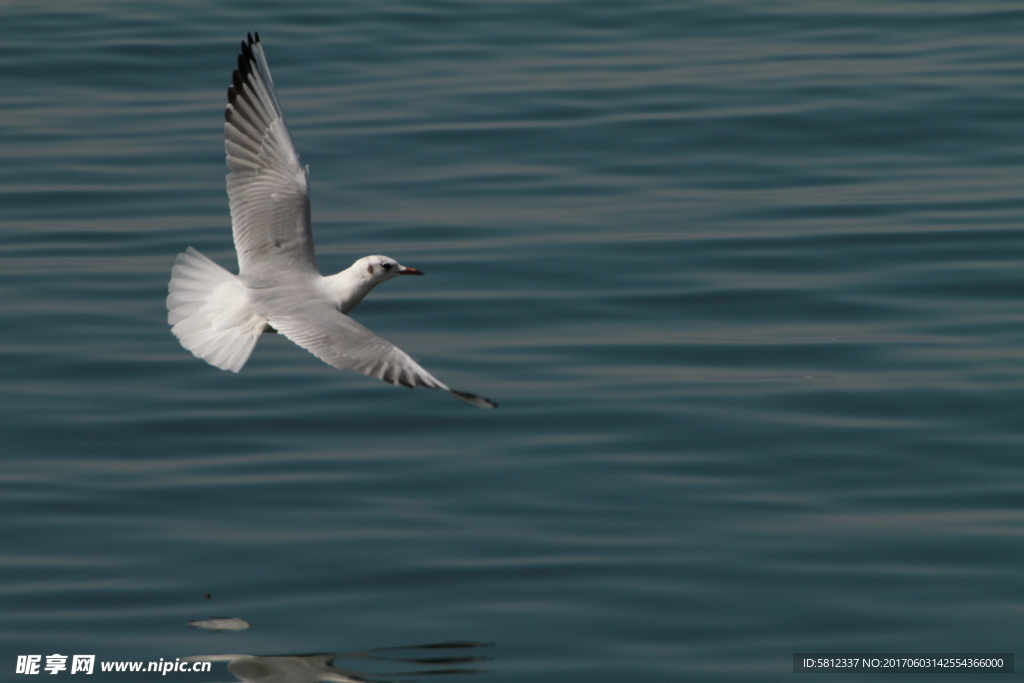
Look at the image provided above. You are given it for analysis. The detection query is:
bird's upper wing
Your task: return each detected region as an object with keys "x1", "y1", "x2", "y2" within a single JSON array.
[
  {"x1": 262, "y1": 298, "x2": 496, "y2": 408},
  {"x1": 225, "y1": 33, "x2": 317, "y2": 277}
]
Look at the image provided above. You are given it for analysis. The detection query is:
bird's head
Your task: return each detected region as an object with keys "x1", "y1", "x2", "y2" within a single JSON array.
[
  {"x1": 330, "y1": 255, "x2": 426, "y2": 314},
  {"x1": 361, "y1": 255, "x2": 424, "y2": 283}
]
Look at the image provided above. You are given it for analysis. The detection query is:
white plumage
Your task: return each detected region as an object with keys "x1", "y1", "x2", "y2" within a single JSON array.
[
  {"x1": 167, "y1": 247, "x2": 264, "y2": 373},
  {"x1": 166, "y1": 33, "x2": 495, "y2": 409}
]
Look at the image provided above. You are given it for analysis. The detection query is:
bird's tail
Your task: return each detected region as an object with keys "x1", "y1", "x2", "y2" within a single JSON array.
[{"x1": 166, "y1": 247, "x2": 264, "y2": 372}]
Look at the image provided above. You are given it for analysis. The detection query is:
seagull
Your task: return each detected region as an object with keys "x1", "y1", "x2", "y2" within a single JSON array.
[{"x1": 167, "y1": 33, "x2": 496, "y2": 408}]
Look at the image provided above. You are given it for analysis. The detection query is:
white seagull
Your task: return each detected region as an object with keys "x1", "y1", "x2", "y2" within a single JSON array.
[{"x1": 167, "y1": 33, "x2": 496, "y2": 408}]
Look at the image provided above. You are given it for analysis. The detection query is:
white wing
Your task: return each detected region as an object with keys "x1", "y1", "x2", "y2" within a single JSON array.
[
  {"x1": 225, "y1": 33, "x2": 317, "y2": 276},
  {"x1": 263, "y1": 299, "x2": 497, "y2": 408}
]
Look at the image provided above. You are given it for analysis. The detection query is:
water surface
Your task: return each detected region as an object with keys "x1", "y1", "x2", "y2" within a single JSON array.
[{"x1": 1, "y1": 1, "x2": 1022, "y2": 681}]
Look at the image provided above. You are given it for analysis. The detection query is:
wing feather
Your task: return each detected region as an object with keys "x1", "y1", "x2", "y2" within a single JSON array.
[
  {"x1": 225, "y1": 33, "x2": 317, "y2": 276},
  {"x1": 264, "y1": 301, "x2": 497, "y2": 408},
  {"x1": 267, "y1": 303, "x2": 449, "y2": 391}
]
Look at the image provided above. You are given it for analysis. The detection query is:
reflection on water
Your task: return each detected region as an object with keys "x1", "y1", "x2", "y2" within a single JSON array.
[
  {"x1": 183, "y1": 642, "x2": 494, "y2": 683},
  {"x1": 189, "y1": 617, "x2": 252, "y2": 632}
]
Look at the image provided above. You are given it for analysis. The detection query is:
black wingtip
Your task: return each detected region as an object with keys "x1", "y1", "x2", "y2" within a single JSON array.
[
  {"x1": 450, "y1": 390, "x2": 498, "y2": 409},
  {"x1": 226, "y1": 36, "x2": 258, "y2": 114}
]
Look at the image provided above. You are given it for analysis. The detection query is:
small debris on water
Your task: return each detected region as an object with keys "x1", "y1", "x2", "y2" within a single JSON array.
[{"x1": 189, "y1": 617, "x2": 250, "y2": 631}]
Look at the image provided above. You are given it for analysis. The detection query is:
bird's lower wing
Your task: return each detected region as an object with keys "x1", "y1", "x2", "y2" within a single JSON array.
[{"x1": 266, "y1": 302, "x2": 496, "y2": 408}]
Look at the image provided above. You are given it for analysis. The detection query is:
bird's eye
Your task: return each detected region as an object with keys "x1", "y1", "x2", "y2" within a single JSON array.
[{"x1": 381, "y1": 263, "x2": 392, "y2": 271}]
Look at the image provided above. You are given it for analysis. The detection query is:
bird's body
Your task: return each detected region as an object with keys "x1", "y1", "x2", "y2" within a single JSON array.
[{"x1": 167, "y1": 33, "x2": 495, "y2": 408}]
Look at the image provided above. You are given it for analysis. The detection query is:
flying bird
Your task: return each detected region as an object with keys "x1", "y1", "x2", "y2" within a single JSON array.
[{"x1": 167, "y1": 33, "x2": 495, "y2": 408}]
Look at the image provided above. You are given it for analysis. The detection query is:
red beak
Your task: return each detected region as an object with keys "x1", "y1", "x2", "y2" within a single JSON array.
[{"x1": 400, "y1": 267, "x2": 424, "y2": 275}]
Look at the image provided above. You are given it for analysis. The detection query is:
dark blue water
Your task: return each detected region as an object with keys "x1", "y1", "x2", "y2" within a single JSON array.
[{"x1": 2, "y1": 2, "x2": 1022, "y2": 681}]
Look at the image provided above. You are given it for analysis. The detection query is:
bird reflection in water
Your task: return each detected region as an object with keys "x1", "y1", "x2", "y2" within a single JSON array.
[{"x1": 182, "y1": 641, "x2": 493, "y2": 683}]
